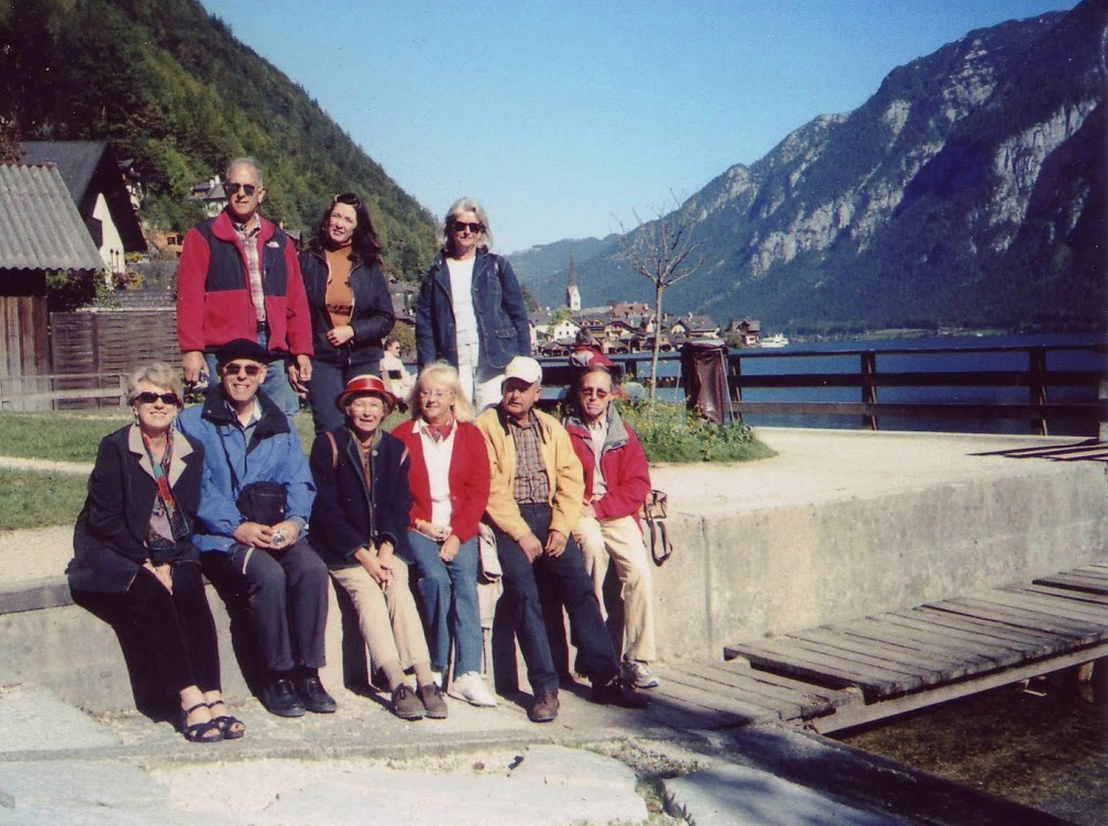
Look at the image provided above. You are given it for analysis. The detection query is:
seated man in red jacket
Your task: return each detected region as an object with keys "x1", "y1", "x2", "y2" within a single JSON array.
[
  {"x1": 176, "y1": 157, "x2": 313, "y2": 416},
  {"x1": 564, "y1": 364, "x2": 660, "y2": 689}
]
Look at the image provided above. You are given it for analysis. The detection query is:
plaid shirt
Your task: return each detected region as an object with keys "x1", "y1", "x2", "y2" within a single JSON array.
[
  {"x1": 233, "y1": 216, "x2": 266, "y2": 324},
  {"x1": 509, "y1": 412, "x2": 550, "y2": 505}
]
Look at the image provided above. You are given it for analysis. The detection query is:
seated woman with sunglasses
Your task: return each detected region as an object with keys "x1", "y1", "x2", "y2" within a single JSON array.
[
  {"x1": 299, "y1": 192, "x2": 395, "y2": 433},
  {"x1": 67, "y1": 362, "x2": 243, "y2": 743},
  {"x1": 415, "y1": 198, "x2": 531, "y2": 410}
]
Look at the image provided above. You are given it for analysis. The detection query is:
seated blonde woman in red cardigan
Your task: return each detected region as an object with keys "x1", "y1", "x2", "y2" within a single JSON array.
[{"x1": 392, "y1": 362, "x2": 495, "y2": 707}]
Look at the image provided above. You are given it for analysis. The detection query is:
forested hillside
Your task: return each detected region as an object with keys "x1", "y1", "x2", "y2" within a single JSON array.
[{"x1": 0, "y1": 0, "x2": 437, "y2": 277}]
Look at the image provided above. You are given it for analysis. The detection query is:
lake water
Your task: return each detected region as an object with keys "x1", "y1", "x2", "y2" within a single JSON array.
[{"x1": 637, "y1": 332, "x2": 1107, "y2": 436}]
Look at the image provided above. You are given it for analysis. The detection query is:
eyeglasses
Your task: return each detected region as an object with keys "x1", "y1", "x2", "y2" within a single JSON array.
[
  {"x1": 222, "y1": 362, "x2": 263, "y2": 377},
  {"x1": 452, "y1": 221, "x2": 484, "y2": 234},
  {"x1": 418, "y1": 389, "x2": 452, "y2": 399},
  {"x1": 133, "y1": 392, "x2": 180, "y2": 406},
  {"x1": 224, "y1": 182, "x2": 257, "y2": 196},
  {"x1": 579, "y1": 388, "x2": 610, "y2": 398}
]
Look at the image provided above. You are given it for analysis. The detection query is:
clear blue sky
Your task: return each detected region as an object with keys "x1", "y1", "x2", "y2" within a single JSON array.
[{"x1": 200, "y1": 0, "x2": 1075, "y2": 254}]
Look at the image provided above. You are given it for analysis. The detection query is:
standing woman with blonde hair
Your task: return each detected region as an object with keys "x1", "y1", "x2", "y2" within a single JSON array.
[
  {"x1": 415, "y1": 198, "x2": 531, "y2": 410},
  {"x1": 392, "y1": 362, "x2": 496, "y2": 706}
]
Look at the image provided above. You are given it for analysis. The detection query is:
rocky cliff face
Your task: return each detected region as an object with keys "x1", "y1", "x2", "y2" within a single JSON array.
[{"x1": 533, "y1": 0, "x2": 1106, "y2": 332}]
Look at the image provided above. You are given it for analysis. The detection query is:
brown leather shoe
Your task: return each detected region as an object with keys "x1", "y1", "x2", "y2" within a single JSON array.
[{"x1": 528, "y1": 689, "x2": 560, "y2": 723}]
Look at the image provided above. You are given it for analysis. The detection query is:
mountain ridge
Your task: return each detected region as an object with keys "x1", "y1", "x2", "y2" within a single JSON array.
[{"x1": 512, "y1": 2, "x2": 1106, "y2": 333}]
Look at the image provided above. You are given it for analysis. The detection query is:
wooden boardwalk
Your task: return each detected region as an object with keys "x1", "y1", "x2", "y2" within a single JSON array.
[{"x1": 644, "y1": 564, "x2": 1108, "y2": 734}]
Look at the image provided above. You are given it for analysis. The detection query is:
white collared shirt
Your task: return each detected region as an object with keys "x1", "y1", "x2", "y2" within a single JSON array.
[{"x1": 415, "y1": 417, "x2": 457, "y2": 526}]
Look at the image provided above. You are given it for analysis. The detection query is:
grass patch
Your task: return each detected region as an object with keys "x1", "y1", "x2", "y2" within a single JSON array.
[
  {"x1": 621, "y1": 400, "x2": 776, "y2": 463},
  {"x1": 0, "y1": 412, "x2": 129, "y2": 463},
  {"x1": 0, "y1": 468, "x2": 88, "y2": 531}
]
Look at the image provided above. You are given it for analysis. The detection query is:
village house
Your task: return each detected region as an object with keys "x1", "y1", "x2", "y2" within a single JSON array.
[
  {"x1": 20, "y1": 141, "x2": 147, "y2": 275},
  {"x1": 0, "y1": 162, "x2": 105, "y2": 403}
]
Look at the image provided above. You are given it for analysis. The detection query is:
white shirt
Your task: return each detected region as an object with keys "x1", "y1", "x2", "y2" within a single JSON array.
[
  {"x1": 447, "y1": 257, "x2": 479, "y2": 348},
  {"x1": 414, "y1": 418, "x2": 457, "y2": 527}
]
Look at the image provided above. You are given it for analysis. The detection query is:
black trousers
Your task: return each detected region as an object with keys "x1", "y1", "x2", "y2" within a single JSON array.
[
  {"x1": 201, "y1": 539, "x2": 329, "y2": 675},
  {"x1": 78, "y1": 563, "x2": 221, "y2": 695},
  {"x1": 494, "y1": 503, "x2": 618, "y2": 695}
]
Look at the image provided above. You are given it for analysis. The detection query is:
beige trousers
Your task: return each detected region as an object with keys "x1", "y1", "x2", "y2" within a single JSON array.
[
  {"x1": 572, "y1": 514, "x2": 657, "y2": 663},
  {"x1": 329, "y1": 557, "x2": 431, "y2": 673}
]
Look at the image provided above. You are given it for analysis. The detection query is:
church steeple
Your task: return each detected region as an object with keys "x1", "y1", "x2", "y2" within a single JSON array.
[{"x1": 566, "y1": 255, "x2": 581, "y2": 312}]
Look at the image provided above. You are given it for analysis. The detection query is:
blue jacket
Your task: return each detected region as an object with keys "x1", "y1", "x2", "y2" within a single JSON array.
[
  {"x1": 298, "y1": 248, "x2": 395, "y2": 372},
  {"x1": 308, "y1": 427, "x2": 412, "y2": 568},
  {"x1": 177, "y1": 388, "x2": 315, "y2": 553},
  {"x1": 415, "y1": 250, "x2": 531, "y2": 375}
]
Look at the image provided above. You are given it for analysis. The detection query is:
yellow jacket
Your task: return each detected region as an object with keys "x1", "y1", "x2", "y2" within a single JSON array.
[{"x1": 475, "y1": 406, "x2": 584, "y2": 541}]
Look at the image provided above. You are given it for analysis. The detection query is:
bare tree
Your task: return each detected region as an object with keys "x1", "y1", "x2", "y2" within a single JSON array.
[{"x1": 620, "y1": 194, "x2": 707, "y2": 401}]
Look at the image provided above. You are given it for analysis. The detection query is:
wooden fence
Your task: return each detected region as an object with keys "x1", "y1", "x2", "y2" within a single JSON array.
[{"x1": 541, "y1": 339, "x2": 1108, "y2": 437}]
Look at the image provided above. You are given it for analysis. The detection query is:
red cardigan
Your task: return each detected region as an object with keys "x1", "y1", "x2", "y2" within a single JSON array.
[{"x1": 392, "y1": 419, "x2": 491, "y2": 543}]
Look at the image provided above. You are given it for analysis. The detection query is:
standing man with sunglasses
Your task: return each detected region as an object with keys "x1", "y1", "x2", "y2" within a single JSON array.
[
  {"x1": 176, "y1": 157, "x2": 313, "y2": 417},
  {"x1": 177, "y1": 338, "x2": 334, "y2": 719}
]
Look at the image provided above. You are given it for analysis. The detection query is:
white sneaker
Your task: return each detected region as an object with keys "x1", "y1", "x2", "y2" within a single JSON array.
[
  {"x1": 431, "y1": 670, "x2": 443, "y2": 688},
  {"x1": 621, "y1": 660, "x2": 660, "y2": 689},
  {"x1": 447, "y1": 672, "x2": 498, "y2": 707}
]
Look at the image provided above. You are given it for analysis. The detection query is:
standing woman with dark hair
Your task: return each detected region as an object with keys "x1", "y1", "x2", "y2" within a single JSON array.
[
  {"x1": 415, "y1": 197, "x2": 531, "y2": 410},
  {"x1": 300, "y1": 192, "x2": 396, "y2": 433}
]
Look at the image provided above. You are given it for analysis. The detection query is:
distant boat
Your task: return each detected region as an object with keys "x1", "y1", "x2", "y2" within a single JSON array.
[{"x1": 760, "y1": 333, "x2": 790, "y2": 348}]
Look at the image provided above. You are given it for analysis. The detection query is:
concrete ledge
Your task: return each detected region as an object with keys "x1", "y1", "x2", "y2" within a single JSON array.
[{"x1": 2, "y1": 428, "x2": 1105, "y2": 711}]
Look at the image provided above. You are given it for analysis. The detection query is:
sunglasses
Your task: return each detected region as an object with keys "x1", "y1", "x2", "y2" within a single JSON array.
[
  {"x1": 579, "y1": 388, "x2": 610, "y2": 398},
  {"x1": 452, "y1": 221, "x2": 484, "y2": 234},
  {"x1": 133, "y1": 392, "x2": 180, "y2": 406},
  {"x1": 224, "y1": 182, "x2": 257, "y2": 196},
  {"x1": 222, "y1": 362, "x2": 263, "y2": 377}
]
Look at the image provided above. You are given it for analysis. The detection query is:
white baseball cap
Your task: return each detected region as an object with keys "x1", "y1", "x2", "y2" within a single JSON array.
[{"x1": 502, "y1": 356, "x2": 542, "y2": 385}]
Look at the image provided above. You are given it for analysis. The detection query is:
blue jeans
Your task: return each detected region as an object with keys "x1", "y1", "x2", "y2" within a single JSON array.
[
  {"x1": 305, "y1": 360, "x2": 361, "y2": 434},
  {"x1": 203, "y1": 330, "x2": 300, "y2": 418},
  {"x1": 494, "y1": 503, "x2": 618, "y2": 695},
  {"x1": 404, "y1": 530, "x2": 482, "y2": 676}
]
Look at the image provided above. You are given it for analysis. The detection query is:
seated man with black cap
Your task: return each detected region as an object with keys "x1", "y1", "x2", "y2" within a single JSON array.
[{"x1": 177, "y1": 338, "x2": 334, "y2": 718}]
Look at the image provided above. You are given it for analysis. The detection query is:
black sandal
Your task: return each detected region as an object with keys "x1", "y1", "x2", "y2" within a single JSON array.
[
  {"x1": 207, "y1": 700, "x2": 245, "y2": 740},
  {"x1": 180, "y1": 702, "x2": 223, "y2": 743}
]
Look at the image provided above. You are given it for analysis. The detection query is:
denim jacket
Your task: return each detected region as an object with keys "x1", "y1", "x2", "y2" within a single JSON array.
[{"x1": 415, "y1": 250, "x2": 531, "y2": 376}]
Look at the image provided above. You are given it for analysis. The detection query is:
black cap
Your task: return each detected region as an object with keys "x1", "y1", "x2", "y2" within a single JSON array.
[{"x1": 215, "y1": 338, "x2": 270, "y2": 366}]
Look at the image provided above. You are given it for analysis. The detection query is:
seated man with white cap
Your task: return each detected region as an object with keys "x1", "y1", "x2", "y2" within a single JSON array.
[{"x1": 475, "y1": 356, "x2": 647, "y2": 722}]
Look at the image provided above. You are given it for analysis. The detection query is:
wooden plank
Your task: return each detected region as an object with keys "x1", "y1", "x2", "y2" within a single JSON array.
[
  {"x1": 659, "y1": 668, "x2": 788, "y2": 722},
  {"x1": 1035, "y1": 573, "x2": 1108, "y2": 596},
  {"x1": 731, "y1": 639, "x2": 916, "y2": 698},
  {"x1": 950, "y1": 594, "x2": 1107, "y2": 636},
  {"x1": 829, "y1": 617, "x2": 1014, "y2": 671},
  {"x1": 714, "y1": 657, "x2": 861, "y2": 711},
  {"x1": 931, "y1": 596, "x2": 1105, "y2": 642},
  {"x1": 788, "y1": 626, "x2": 961, "y2": 676},
  {"x1": 779, "y1": 636, "x2": 936, "y2": 687},
  {"x1": 987, "y1": 587, "x2": 1108, "y2": 623},
  {"x1": 1011, "y1": 584, "x2": 1108, "y2": 607},
  {"x1": 674, "y1": 661, "x2": 830, "y2": 719},
  {"x1": 644, "y1": 677, "x2": 757, "y2": 728},
  {"x1": 902, "y1": 607, "x2": 1068, "y2": 658},
  {"x1": 877, "y1": 613, "x2": 1037, "y2": 668}
]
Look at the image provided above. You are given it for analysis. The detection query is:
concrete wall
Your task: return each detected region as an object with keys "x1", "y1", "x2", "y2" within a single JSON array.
[
  {"x1": 3, "y1": 430, "x2": 1106, "y2": 710},
  {"x1": 649, "y1": 459, "x2": 1108, "y2": 660}
]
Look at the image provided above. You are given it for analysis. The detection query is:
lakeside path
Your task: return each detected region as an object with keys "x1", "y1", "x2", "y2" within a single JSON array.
[{"x1": 0, "y1": 427, "x2": 1099, "y2": 825}]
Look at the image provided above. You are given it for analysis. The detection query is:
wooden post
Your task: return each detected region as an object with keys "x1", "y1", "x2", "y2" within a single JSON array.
[
  {"x1": 1029, "y1": 346, "x2": 1047, "y2": 435},
  {"x1": 729, "y1": 352, "x2": 743, "y2": 424},
  {"x1": 861, "y1": 351, "x2": 878, "y2": 430},
  {"x1": 1099, "y1": 377, "x2": 1108, "y2": 443}
]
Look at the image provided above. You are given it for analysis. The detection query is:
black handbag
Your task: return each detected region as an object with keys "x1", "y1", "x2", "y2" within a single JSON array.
[{"x1": 236, "y1": 481, "x2": 287, "y2": 527}]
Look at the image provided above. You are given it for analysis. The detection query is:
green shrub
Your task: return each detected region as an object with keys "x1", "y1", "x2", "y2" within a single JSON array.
[{"x1": 620, "y1": 401, "x2": 775, "y2": 463}]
